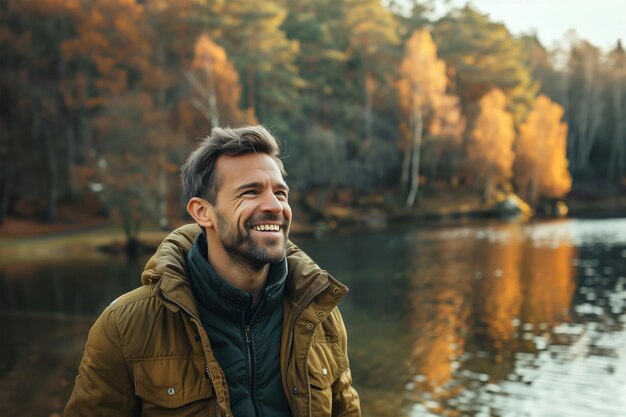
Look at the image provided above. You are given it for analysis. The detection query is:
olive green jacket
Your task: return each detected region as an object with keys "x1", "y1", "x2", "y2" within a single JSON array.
[{"x1": 64, "y1": 224, "x2": 360, "y2": 417}]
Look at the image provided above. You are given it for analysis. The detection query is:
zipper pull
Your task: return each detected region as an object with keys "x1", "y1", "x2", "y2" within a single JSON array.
[{"x1": 245, "y1": 325, "x2": 251, "y2": 343}]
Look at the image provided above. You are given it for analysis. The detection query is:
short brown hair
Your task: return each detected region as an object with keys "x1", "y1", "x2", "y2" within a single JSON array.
[{"x1": 180, "y1": 125, "x2": 286, "y2": 204}]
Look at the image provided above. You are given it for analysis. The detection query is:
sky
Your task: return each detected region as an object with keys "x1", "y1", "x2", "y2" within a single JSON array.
[{"x1": 432, "y1": 0, "x2": 625, "y2": 50}]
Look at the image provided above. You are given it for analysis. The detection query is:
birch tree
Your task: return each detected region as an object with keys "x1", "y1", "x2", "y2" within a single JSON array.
[
  {"x1": 188, "y1": 34, "x2": 246, "y2": 128},
  {"x1": 397, "y1": 29, "x2": 463, "y2": 207}
]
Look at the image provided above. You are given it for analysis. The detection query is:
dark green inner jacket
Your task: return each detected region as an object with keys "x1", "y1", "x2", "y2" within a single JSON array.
[{"x1": 186, "y1": 232, "x2": 292, "y2": 417}]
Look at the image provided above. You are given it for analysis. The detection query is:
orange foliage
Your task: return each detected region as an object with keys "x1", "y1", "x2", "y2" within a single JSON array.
[
  {"x1": 515, "y1": 95, "x2": 572, "y2": 201},
  {"x1": 467, "y1": 89, "x2": 515, "y2": 197},
  {"x1": 61, "y1": 0, "x2": 152, "y2": 101},
  {"x1": 397, "y1": 30, "x2": 447, "y2": 117},
  {"x1": 190, "y1": 34, "x2": 246, "y2": 126}
]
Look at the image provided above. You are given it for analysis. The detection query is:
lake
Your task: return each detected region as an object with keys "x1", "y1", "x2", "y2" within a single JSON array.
[{"x1": 1, "y1": 217, "x2": 625, "y2": 417}]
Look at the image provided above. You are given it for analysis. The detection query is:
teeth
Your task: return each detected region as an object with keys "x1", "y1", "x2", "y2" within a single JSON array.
[{"x1": 253, "y1": 224, "x2": 280, "y2": 232}]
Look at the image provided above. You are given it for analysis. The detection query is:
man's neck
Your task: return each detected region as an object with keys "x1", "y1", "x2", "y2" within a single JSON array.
[{"x1": 205, "y1": 239, "x2": 269, "y2": 306}]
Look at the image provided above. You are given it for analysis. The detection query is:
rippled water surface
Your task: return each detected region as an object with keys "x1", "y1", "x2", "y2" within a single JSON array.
[{"x1": 1, "y1": 218, "x2": 625, "y2": 417}]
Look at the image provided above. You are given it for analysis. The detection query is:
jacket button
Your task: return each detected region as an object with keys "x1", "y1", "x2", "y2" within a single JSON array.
[
  {"x1": 316, "y1": 311, "x2": 325, "y2": 318},
  {"x1": 292, "y1": 387, "x2": 298, "y2": 395},
  {"x1": 332, "y1": 287, "x2": 341, "y2": 296},
  {"x1": 322, "y1": 367, "x2": 328, "y2": 376},
  {"x1": 305, "y1": 322, "x2": 314, "y2": 331},
  {"x1": 167, "y1": 387, "x2": 175, "y2": 396}
]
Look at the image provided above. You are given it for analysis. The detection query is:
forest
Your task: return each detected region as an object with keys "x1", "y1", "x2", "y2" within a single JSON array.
[{"x1": 1, "y1": 0, "x2": 624, "y2": 238}]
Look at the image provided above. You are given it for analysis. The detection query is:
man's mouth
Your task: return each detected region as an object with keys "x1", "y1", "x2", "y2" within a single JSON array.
[{"x1": 251, "y1": 224, "x2": 282, "y2": 232}]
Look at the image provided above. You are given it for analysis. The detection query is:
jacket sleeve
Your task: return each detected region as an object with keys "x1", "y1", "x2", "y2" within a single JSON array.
[
  {"x1": 331, "y1": 309, "x2": 361, "y2": 417},
  {"x1": 64, "y1": 306, "x2": 138, "y2": 417}
]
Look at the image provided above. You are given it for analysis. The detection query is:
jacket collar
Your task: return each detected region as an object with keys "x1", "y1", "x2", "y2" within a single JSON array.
[
  {"x1": 186, "y1": 230, "x2": 287, "y2": 323},
  {"x1": 141, "y1": 224, "x2": 349, "y2": 318}
]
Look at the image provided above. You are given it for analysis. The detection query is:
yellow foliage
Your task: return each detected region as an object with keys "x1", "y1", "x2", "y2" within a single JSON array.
[
  {"x1": 397, "y1": 30, "x2": 447, "y2": 114},
  {"x1": 515, "y1": 95, "x2": 572, "y2": 201},
  {"x1": 467, "y1": 89, "x2": 516, "y2": 195},
  {"x1": 190, "y1": 33, "x2": 245, "y2": 125}
]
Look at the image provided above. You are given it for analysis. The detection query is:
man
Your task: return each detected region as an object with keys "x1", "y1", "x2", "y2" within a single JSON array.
[{"x1": 65, "y1": 125, "x2": 360, "y2": 417}]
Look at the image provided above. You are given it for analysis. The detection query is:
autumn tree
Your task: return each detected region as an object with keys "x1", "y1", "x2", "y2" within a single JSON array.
[
  {"x1": 397, "y1": 29, "x2": 464, "y2": 206},
  {"x1": 61, "y1": 0, "x2": 178, "y2": 241},
  {"x1": 514, "y1": 95, "x2": 571, "y2": 203},
  {"x1": 188, "y1": 33, "x2": 246, "y2": 128},
  {"x1": 433, "y1": 5, "x2": 537, "y2": 124},
  {"x1": 466, "y1": 89, "x2": 515, "y2": 201}
]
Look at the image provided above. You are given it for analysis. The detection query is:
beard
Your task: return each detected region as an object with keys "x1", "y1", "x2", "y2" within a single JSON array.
[{"x1": 215, "y1": 211, "x2": 288, "y2": 270}]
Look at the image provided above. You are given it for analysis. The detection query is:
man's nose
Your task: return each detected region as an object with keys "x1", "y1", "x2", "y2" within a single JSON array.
[{"x1": 259, "y1": 191, "x2": 283, "y2": 213}]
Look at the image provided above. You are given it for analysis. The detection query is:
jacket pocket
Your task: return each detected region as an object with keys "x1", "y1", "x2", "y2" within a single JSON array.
[
  {"x1": 134, "y1": 357, "x2": 213, "y2": 416},
  {"x1": 308, "y1": 340, "x2": 348, "y2": 416}
]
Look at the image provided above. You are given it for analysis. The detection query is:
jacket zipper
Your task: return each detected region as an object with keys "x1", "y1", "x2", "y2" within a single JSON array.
[
  {"x1": 160, "y1": 288, "x2": 226, "y2": 417},
  {"x1": 242, "y1": 299, "x2": 263, "y2": 417},
  {"x1": 244, "y1": 325, "x2": 261, "y2": 417}
]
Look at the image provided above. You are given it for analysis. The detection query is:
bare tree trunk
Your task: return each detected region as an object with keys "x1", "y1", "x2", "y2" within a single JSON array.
[
  {"x1": 0, "y1": 146, "x2": 12, "y2": 225},
  {"x1": 247, "y1": 34, "x2": 256, "y2": 118},
  {"x1": 609, "y1": 85, "x2": 625, "y2": 182},
  {"x1": 406, "y1": 107, "x2": 423, "y2": 207},
  {"x1": 482, "y1": 168, "x2": 493, "y2": 203},
  {"x1": 575, "y1": 62, "x2": 604, "y2": 170},
  {"x1": 66, "y1": 123, "x2": 78, "y2": 196},
  {"x1": 364, "y1": 73, "x2": 374, "y2": 140},
  {"x1": 157, "y1": 154, "x2": 168, "y2": 229},
  {"x1": 43, "y1": 129, "x2": 59, "y2": 222},
  {"x1": 401, "y1": 143, "x2": 411, "y2": 192},
  {"x1": 204, "y1": 61, "x2": 220, "y2": 128}
]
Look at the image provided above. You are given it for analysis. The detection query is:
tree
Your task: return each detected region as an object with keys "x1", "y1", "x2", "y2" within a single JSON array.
[
  {"x1": 281, "y1": 0, "x2": 350, "y2": 128},
  {"x1": 62, "y1": 0, "x2": 177, "y2": 241},
  {"x1": 397, "y1": 29, "x2": 464, "y2": 206},
  {"x1": 565, "y1": 38, "x2": 605, "y2": 173},
  {"x1": 187, "y1": 33, "x2": 246, "y2": 127},
  {"x1": 345, "y1": 0, "x2": 400, "y2": 140},
  {"x1": 218, "y1": 0, "x2": 304, "y2": 132},
  {"x1": 433, "y1": 5, "x2": 537, "y2": 125},
  {"x1": 466, "y1": 89, "x2": 515, "y2": 200},
  {"x1": 514, "y1": 95, "x2": 571, "y2": 203},
  {"x1": 88, "y1": 92, "x2": 166, "y2": 255},
  {"x1": 606, "y1": 40, "x2": 626, "y2": 183},
  {"x1": 0, "y1": 0, "x2": 82, "y2": 221}
]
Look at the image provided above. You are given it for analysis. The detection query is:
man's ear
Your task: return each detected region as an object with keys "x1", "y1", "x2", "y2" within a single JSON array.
[{"x1": 187, "y1": 197, "x2": 215, "y2": 229}]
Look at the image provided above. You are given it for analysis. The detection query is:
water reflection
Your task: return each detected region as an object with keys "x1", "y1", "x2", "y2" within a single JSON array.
[
  {"x1": 401, "y1": 222, "x2": 581, "y2": 416},
  {"x1": 1, "y1": 219, "x2": 625, "y2": 417}
]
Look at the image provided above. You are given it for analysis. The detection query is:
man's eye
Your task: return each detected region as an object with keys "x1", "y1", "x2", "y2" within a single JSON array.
[
  {"x1": 242, "y1": 190, "x2": 257, "y2": 196},
  {"x1": 275, "y1": 191, "x2": 288, "y2": 198}
]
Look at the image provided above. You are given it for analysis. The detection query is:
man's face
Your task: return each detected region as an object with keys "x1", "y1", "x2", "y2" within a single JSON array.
[{"x1": 209, "y1": 152, "x2": 291, "y2": 269}]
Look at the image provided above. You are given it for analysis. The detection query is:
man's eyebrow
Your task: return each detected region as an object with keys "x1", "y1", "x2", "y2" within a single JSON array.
[
  {"x1": 276, "y1": 182, "x2": 290, "y2": 192},
  {"x1": 234, "y1": 182, "x2": 289, "y2": 192},
  {"x1": 235, "y1": 182, "x2": 261, "y2": 192}
]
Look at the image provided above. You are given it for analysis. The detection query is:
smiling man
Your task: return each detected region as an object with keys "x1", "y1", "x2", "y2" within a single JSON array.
[{"x1": 65, "y1": 125, "x2": 360, "y2": 417}]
